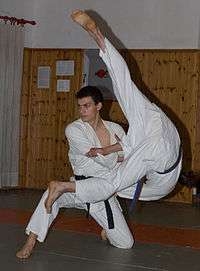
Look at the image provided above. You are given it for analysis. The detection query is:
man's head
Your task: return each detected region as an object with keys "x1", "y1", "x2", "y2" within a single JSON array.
[{"x1": 76, "y1": 86, "x2": 104, "y2": 123}]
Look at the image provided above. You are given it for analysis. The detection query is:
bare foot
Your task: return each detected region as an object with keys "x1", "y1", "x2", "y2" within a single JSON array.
[
  {"x1": 44, "y1": 181, "x2": 66, "y2": 213},
  {"x1": 45, "y1": 181, "x2": 75, "y2": 213},
  {"x1": 71, "y1": 10, "x2": 106, "y2": 52},
  {"x1": 71, "y1": 10, "x2": 96, "y2": 32},
  {"x1": 101, "y1": 229, "x2": 108, "y2": 241},
  {"x1": 16, "y1": 233, "x2": 37, "y2": 259}
]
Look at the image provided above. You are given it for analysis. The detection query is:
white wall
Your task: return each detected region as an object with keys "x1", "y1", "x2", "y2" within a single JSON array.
[
  {"x1": 1, "y1": 0, "x2": 200, "y2": 48},
  {"x1": 31, "y1": 0, "x2": 200, "y2": 49},
  {"x1": 0, "y1": 0, "x2": 36, "y2": 18},
  {"x1": 0, "y1": 0, "x2": 37, "y2": 47}
]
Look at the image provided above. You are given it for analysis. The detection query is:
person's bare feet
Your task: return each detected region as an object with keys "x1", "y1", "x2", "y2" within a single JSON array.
[
  {"x1": 16, "y1": 232, "x2": 37, "y2": 259},
  {"x1": 71, "y1": 10, "x2": 96, "y2": 32},
  {"x1": 44, "y1": 181, "x2": 66, "y2": 213},
  {"x1": 71, "y1": 10, "x2": 106, "y2": 52},
  {"x1": 101, "y1": 229, "x2": 108, "y2": 241},
  {"x1": 45, "y1": 181, "x2": 75, "y2": 213}
]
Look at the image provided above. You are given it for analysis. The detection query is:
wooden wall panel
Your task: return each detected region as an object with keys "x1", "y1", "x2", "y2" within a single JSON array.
[
  {"x1": 19, "y1": 48, "x2": 84, "y2": 188},
  {"x1": 19, "y1": 48, "x2": 33, "y2": 186},
  {"x1": 193, "y1": 52, "x2": 200, "y2": 172},
  {"x1": 128, "y1": 50, "x2": 199, "y2": 171},
  {"x1": 20, "y1": 48, "x2": 200, "y2": 202}
]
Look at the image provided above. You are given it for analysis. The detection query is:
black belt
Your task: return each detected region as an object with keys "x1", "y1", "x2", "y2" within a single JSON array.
[
  {"x1": 129, "y1": 145, "x2": 182, "y2": 213},
  {"x1": 156, "y1": 144, "x2": 182, "y2": 175},
  {"x1": 74, "y1": 175, "x2": 114, "y2": 229}
]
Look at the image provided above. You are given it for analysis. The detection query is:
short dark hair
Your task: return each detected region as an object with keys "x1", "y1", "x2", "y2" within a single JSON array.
[{"x1": 76, "y1": 86, "x2": 104, "y2": 105}]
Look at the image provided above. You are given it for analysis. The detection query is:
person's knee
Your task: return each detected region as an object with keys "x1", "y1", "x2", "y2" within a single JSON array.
[
  {"x1": 119, "y1": 235, "x2": 134, "y2": 249},
  {"x1": 107, "y1": 231, "x2": 134, "y2": 249}
]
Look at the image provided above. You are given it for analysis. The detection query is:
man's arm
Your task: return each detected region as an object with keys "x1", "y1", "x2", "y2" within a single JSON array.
[
  {"x1": 86, "y1": 132, "x2": 136, "y2": 162},
  {"x1": 86, "y1": 143, "x2": 124, "y2": 162},
  {"x1": 65, "y1": 124, "x2": 120, "y2": 170},
  {"x1": 86, "y1": 142, "x2": 122, "y2": 156}
]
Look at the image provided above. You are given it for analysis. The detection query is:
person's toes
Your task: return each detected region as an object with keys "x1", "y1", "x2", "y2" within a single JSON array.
[
  {"x1": 101, "y1": 229, "x2": 107, "y2": 241},
  {"x1": 16, "y1": 248, "x2": 31, "y2": 259}
]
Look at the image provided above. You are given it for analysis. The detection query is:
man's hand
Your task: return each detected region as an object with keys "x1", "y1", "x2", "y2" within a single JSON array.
[
  {"x1": 86, "y1": 142, "x2": 123, "y2": 157},
  {"x1": 86, "y1": 147, "x2": 104, "y2": 157}
]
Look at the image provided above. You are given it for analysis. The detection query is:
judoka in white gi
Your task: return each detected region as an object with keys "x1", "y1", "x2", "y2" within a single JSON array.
[
  {"x1": 16, "y1": 86, "x2": 134, "y2": 259},
  {"x1": 45, "y1": 10, "x2": 182, "y2": 217}
]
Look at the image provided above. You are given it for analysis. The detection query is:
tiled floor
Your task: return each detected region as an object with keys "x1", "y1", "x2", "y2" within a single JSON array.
[{"x1": 1, "y1": 189, "x2": 200, "y2": 271}]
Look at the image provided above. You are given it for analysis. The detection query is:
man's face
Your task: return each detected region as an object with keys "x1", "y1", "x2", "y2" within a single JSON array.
[{"x1": 77, "y1": 96, "x2": 101, "y2": 123}]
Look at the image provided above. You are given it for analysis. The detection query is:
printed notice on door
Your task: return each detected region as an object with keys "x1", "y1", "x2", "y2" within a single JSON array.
[
  {"x1": 37, "y1": 66, "x2": 50, "y2": 88},
  {"x1": 57, "y1": 79, "x2": 70, "y2": 92},
  {"x1": 56, "y1": 60, "x2": 74, "y2": 76}
]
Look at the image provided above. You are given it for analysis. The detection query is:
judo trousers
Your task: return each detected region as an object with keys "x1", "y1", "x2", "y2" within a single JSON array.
[{"x1": 25, "y1": 190, "x2": 134, "y2": 249}]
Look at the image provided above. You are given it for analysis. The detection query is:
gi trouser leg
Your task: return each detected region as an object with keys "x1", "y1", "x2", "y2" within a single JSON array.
[{"x1": 26, "y1": 190, "x2": 133, "y2": 249}]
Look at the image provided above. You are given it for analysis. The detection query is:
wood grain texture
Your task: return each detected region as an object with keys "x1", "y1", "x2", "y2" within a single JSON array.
[
  {"x1": 20, "y1": 48, "x2": 200, "y2": 202},
  {"x1": 19, "y1": 48, "x2": 84, "y2": 188}
]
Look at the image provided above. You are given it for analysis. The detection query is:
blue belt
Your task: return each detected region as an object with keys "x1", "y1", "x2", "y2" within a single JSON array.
[
  {"x1": 74, "y1": 175, "x2": 114, "y2": 229},
  {"x1": 129, "y1": 178, "x2": 144, "y2": 212}
]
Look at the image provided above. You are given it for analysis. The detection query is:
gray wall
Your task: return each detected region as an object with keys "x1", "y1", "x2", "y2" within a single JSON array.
[
  {"x1": 85, "y1": 49, "x2": 115, "y2": 100},
  {"x1": 1, "y1": 0, "x2": 200, "y2": 48}
]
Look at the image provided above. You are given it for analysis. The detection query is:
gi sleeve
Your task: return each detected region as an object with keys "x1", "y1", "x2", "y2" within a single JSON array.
[{"x1": 65, "y1": 124, "x2": 119, "y2": 170}]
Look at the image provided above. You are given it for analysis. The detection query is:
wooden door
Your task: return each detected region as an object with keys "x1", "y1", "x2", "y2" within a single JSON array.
[{"x1": 20, "y1": 48, "x2": 84, "y2": 188}]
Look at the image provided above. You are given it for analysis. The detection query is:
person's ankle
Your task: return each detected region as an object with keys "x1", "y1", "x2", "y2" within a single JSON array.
[{"x1": 27, "y1": 232, "x2": 37, "y2": 245}]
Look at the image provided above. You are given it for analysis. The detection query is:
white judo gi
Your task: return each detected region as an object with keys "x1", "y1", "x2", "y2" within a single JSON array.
[
  {"x1": 76, "y1": 38, "x2": 182, "y2": 203},
  {"x1": 25, "y1": 118, "x2": 134, "y2": 249}
]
